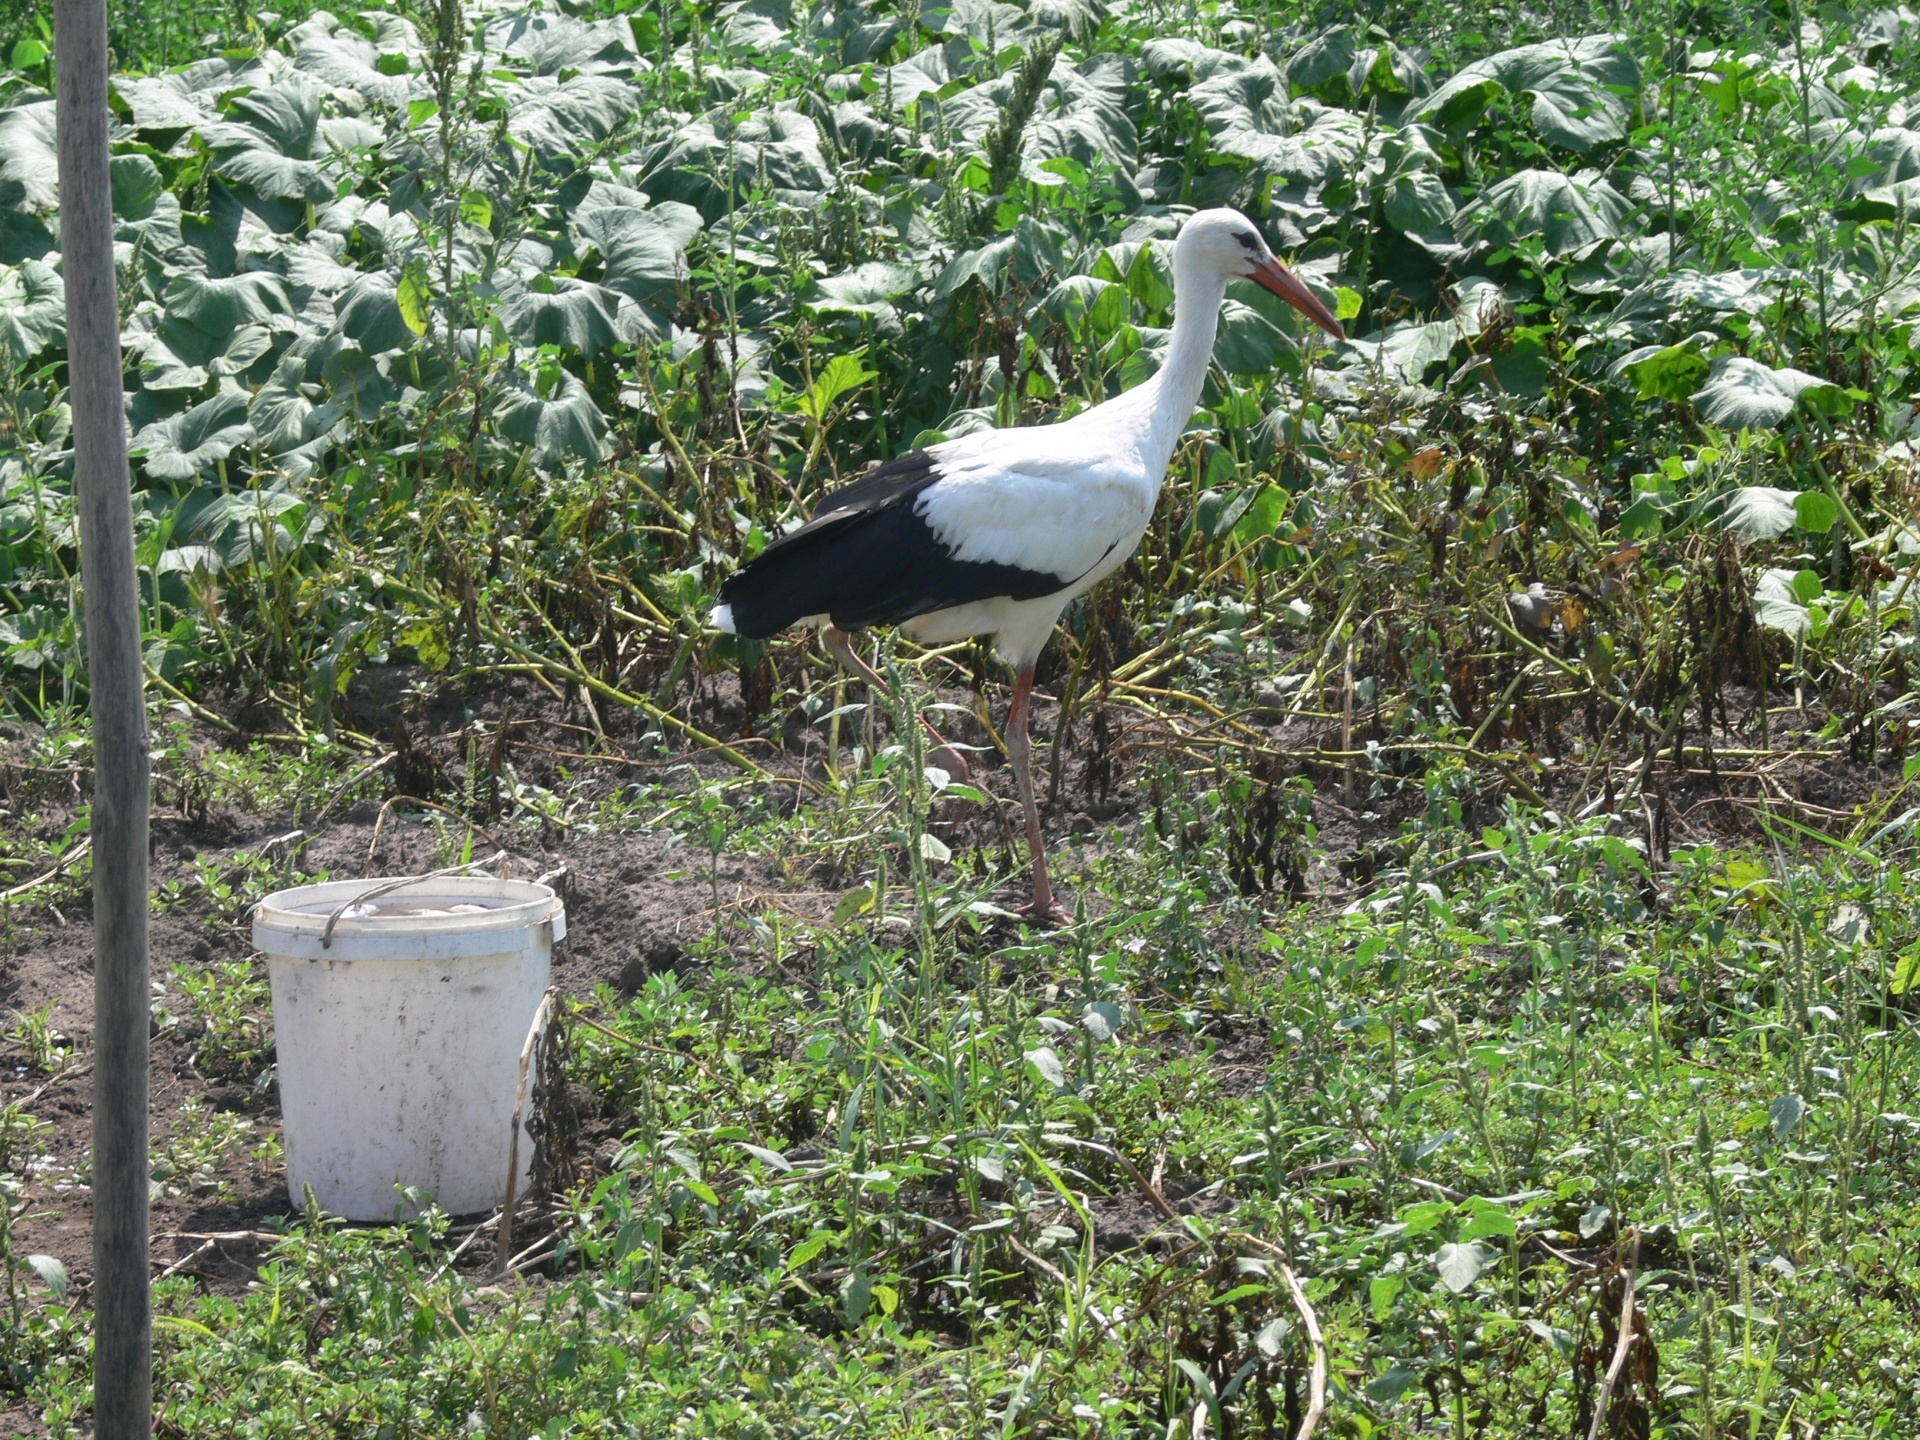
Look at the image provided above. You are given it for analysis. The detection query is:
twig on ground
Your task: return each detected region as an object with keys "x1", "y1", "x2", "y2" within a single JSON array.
[
  {"x1": 2, "y1": 838, "x2": 91, "y2": 902},
  {"x1": 314, "y1": 752, "x2": 397, "y2": 822}
]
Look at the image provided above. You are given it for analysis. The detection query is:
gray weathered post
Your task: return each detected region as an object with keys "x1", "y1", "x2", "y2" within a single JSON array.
[{"x1": 53, "y1": 0, "x2": 153, "y2": 1431}]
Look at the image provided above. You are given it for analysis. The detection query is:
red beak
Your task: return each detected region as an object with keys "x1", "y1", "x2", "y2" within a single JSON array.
[{"x1": 1252, "y1": 256, "x2": 1346, "y2": 342}]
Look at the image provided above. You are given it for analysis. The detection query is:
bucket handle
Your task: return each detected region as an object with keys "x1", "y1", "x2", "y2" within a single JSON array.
[{"x1": 318, "y1": 851, "x2": 510, "y2": 949}]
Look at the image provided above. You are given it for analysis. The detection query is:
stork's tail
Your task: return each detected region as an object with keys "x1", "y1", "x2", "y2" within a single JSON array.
[{"x1": 708, "y1": 602, "x2": 737, "y2": 634}]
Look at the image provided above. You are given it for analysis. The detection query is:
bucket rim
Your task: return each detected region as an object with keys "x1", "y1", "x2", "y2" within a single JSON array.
[{"x1": 254, "y1": 874, "x2": 562, "y2": 946}]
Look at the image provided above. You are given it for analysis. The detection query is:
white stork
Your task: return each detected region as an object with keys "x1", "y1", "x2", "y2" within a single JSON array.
[{"x1": 711, "y1": 208, "x2": 1345, "y2": 922}]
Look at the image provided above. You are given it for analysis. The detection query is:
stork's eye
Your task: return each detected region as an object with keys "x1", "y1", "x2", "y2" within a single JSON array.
[{"x1": 1233, "y1": 232, "x2": 1260, "y2": 252}]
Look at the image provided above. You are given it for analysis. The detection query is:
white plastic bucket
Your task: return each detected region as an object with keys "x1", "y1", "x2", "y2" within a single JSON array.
[{"x1": 252, "y1": 875, "x2": 566, "y2": 1220}]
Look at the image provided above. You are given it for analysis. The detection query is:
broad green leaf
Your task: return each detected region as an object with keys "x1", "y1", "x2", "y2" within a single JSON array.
[
  {"x1": 1692, "y1": 356, "x2": 1849, "y2": 431},
  {"x1": 801, "y1": 355, "x2": 879, "y2": 422},
  {"x1": 335, "y1": 272, "x2": 418, "y2": 356},
  {"x1": 805, "y1": 262, "x2": 924, "y2": 319},
  {"x1": 638, "y1": 110, "x2": 828, "y2": 220},
  {"x1": 1579, "y1": 1203, "x2": 1611, "y2": 1239},
  {"x1": 0, "y1": 102, "x2": 59, "y2": 209},
  {"x1": 494, "y1": 366, "x2": 611, "y2": 467},
  {"x1": 249, "y1": 351, "x2": 344, "y2": 461},
  {"x1": 132, "y1": 389, "x2": 254, "y2": 480},
  {"x1": 396, "y1": 270, "x2": 433, "y2": 337},
  {"x1": 1455, "y1": 169, "x2": 1630, "y2": 255},
  {"x1": 1753, "y1": 567, "x2": 1813, "y2": 635},
  {"x1": 27, "y1": 1254, "x2": 67, "y2": 1300},
  {"x1": 157, "y1": 272, "x2": 294, "y2": 369},
  {"x1": 1383, "y1": 171, "x2": 1456, "y2": 236},
  {"x1": 1794, "y1": 490, "x2": 1838, "y2": 534},
  {"x1": 1412, "y1": 35, "x2": 1639, "y2": 151},
  {"x1": 1769, "y1": 1093, "x2": 1806, "y2": 1142},
  {"x1": 507, "y1": 75, "x2": 638, "y2": 163},
  {"x1": 1025, "y1": 1046, "x2": 1066, "y2": 1087},
  {"x1": 1434, "y1": 1240, "x2": 1490, "y2": 1293},
  {"x1": 1721, "y1": 487, "x2": 1799, "y2": 540},
  {"x1": 323, "y1": 345, "x2": 399, "y2": 421},
  {"x1": 841, "y1": 1270, "x2": 873, "y2": 1326},
  {"x1": 199, "y1": 74, "x2": 337, "y2": 203},
  {"x1": 1365, "y1": 1366, "x2": 1418, "y2": 1403},
  {"x1": 499, "y1": 277, "x2": 624, "y2": 356},
  {"x1": 1622, "y1": 342, "x2": 1709, "y2": 402},
  {"x1": 0, "y1": 260, "x2": 64, "y2": 367},
  {"x1": 936, "y1": 53, "x2": 1136, "y2": 174},
  {"x1": 570, "y1": 184, "x2": 702, "y2": 318}
]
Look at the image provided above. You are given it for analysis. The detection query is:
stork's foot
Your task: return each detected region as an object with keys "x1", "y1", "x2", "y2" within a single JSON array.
[{"x1": 1018, "y1": 898, "x2": 1073, "y2": 928}]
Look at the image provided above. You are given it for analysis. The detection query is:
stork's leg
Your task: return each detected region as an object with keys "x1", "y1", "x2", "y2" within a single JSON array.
[
  {"x1": 1007, "y1": 663, "x2": 1068, "y2": 925},
  {"x1": 822, "y1": 625, "x2": 971, "y2": 781}
]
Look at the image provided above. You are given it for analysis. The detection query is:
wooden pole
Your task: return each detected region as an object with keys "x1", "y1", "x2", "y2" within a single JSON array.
[{"x1": 54, "y1": 1, "x2": 152, "y2": 1433}]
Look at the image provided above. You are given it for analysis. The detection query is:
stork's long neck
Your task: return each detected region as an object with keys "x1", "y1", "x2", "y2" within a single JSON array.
[{"x1": 1135, "y1": 253, "x2": 1230, "y2": 479}]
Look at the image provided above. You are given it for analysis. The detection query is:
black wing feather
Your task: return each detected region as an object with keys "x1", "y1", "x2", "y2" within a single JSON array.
[{"x1": 717, "y1": 451, "x2": 1069, "y2": 638}]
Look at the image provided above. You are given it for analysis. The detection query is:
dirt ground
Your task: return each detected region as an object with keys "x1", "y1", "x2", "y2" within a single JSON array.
[{"x1": 0, "y1": 660, "x2": 1902, "y2": 1425}]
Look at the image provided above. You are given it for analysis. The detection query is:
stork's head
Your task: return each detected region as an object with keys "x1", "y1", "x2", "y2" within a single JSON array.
[{"x1": 1176, "y1": 208, "x2": 1346, "y2": 342}]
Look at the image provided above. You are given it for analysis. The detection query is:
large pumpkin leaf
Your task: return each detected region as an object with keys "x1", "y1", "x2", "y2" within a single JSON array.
[
  {"x1": 249, "y1": 350, "x2": 344, "y2": 455},
  {"x1": 111, "y1": 154, "x2": 184, "y2": 257},
  {"x1": 0, "y1": 260, "x2": 63, "y2": 367},
  {"x1": 937, "y1": 53, "x2": 1136, "y2": 171},
  {"x1": 487, "y1": 13, "x2": 638, "y2": 75},
  {"x1": 1217, "y1": 102, "x2": 1366, "y2": 188},
  {"x1": 1720, "y1": 486, "x2": 1799, "y2": 539},
  {"x1": 1454, "y1": 169, "x2": 1631, "y2": 255},
  {"x1": 0, "y1": 102, "x2": 59, "y2": 210},
  {"x1": 936, "y1": 215, "x2": 1073, "y2": 297},
  {"x1": 1142, "y1": 41, "x2": 1288, "y2": 137},
  {"x1": 803, "y1": 261, "x2": 924, "y2": 325},
  {"x1": 507, "y1": 75, "x2": 639, "y2": 163},
  {"x1": 199, "y1": 75, "x2": 337, "y2": 203},
  {"x1": 1412, "y1": 35, "x2": 1639, "y2": 151},
  {"x1": 494, "y1": 366, "x2": 610, "y2": 466},
  {"x1": 322, "y1": 344, "x2": 398, "y2": 420},
  {"x1": 639, "y1": 110, "x2": 832, "y2": 219},
  {"x1": 292, "y1": 16, "x2": 419, "y2": 108},
  {"x1": 1287, "y1": 26, "x2": 1430, "y2": 103},
  {"x1": 1753, "y1": 566, "x2": 1815, "y2": 635},
  {"x1": 157, "y1": 272, "x2": 295, "y2": 368},
  {"x1": 1692, "y1": 356, "x2": 1851, "y2": 430},
  {"x1": 132, "y1": 389, "x2": 254, "y2": 480},
  {"x1": 498, "y1": 276, "x2": 625, "y2": 355},
  {"x1": 335, "y1": 272, "x2": 419, "y2": 356},
  {"x1": 570, "y1": 184, "x2": 702, "y2": 317}
]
